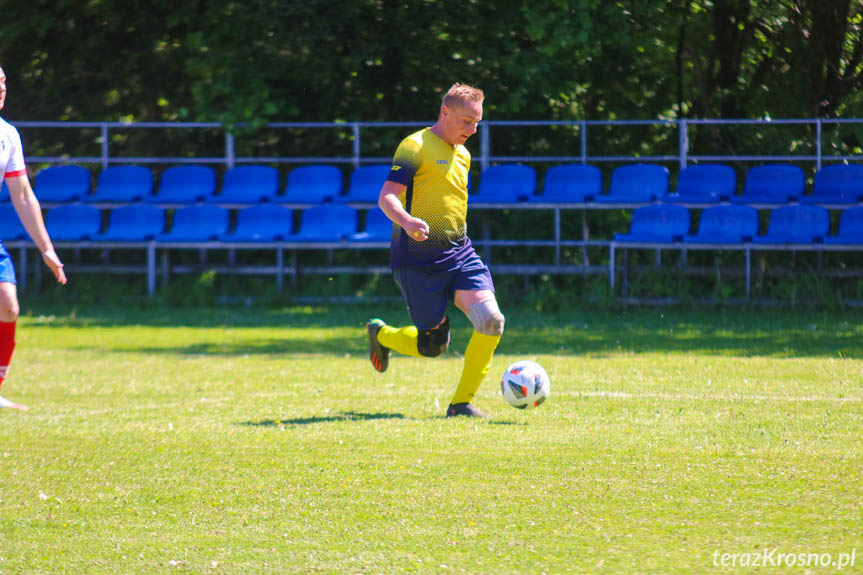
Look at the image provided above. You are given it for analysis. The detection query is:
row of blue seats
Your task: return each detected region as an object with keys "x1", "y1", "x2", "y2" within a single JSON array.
[
  {"x1": 5, "y1": 202, "x2": 863, "y2": 246},
  {"x1": 1, "y1": 162, "x2": 862, "y2": 206},
  {"x1": 616, "y1": 204, "x2": 863, "y2": 245},
  {"x1": 0, "y1": 165, "x2": 390, "y2": 205},
  {"x1": 510, "y1": 163, "x2": 863, "y2": 205},
  {"x1": 0, "y1": 203, "x2": 391, "y2": 244}
]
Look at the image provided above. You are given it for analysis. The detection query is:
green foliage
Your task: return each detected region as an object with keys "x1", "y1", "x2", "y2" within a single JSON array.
[{"x1": 2, "y1": 1, "x2": 862, "y2": 132}]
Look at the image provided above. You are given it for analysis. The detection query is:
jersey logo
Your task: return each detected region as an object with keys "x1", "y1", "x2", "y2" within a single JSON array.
[
  {"x1": 437, "y1": 160, "x2": 449, "y2": 165},
  {"x1": 390, "y1": 165, "x2": 401, "y2": 171}
]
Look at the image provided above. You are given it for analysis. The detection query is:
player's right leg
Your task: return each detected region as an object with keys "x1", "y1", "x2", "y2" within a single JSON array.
[
  {"x1": 0, "y1": 250, "x2": 25, "y2": 410},
  {"x1": 367, "y1": 268, "x2": 449, "y2": 371}
]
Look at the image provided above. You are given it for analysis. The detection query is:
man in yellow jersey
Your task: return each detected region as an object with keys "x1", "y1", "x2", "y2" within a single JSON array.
[{"x1": 366, "y1": 83, "x2": 504, "y2": 418}]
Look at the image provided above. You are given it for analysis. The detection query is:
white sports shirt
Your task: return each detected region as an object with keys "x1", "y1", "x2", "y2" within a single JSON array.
[{"x1": 0, "y1": 117, "x2": 26, "y2": 180}]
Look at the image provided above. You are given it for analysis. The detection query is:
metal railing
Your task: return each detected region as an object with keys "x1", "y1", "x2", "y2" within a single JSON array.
[
  {"x1": 9, "y1": 118, "x2": 863, "y2": 301},
  {"x1": 15, "y1": 118, "x2": 863, "y2": 171}
]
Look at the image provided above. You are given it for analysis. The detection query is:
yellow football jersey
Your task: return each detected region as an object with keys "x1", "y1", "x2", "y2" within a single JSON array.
[{"x1": 386, "y1": 128, "x2": 474, "y2": 270}]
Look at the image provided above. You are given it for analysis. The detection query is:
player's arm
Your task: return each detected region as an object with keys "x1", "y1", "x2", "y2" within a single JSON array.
[
  {"x1": 378, "y1": 181, "x2": 429, "y2": 242},
  {"x1": 6, "y1": 175, "x2": 67, "y2": 284}
]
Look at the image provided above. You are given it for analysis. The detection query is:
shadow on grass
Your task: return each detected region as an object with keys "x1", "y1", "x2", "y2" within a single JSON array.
[
  {"x1": 24, "y1": 304, "x2": 863, "y2": 358},
  {"x1": 92, "y1": 324, "x2": 863, "y2": 359},
  {"x1": 238, "y1": 411, "x2": 407, "y2": 427}
]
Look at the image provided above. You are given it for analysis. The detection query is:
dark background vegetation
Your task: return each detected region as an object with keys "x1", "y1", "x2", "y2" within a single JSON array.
[
  {"x1": 3, "y1": 1, "x2": 862, "y2": 125},
  {"x1": 3, "y1": 1, "x2": 863, "y2": 306}
]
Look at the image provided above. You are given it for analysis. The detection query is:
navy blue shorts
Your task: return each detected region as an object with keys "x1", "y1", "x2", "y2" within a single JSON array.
[
  {"x1": 0, "y1": 242, "x2": 16, "y2": 285},
  {"x1": 393, "y1": 249, "x2": 494, "y2": 330}
]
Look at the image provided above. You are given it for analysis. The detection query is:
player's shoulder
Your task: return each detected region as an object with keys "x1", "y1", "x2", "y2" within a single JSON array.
[
  {"x1": 398, "y1": 128, "x2": 427, "y2": 149},
  {"x1": 0, "y1": 117, "x2": 17, "y2": 135},
  {"x1": 394, "y1": 128, "x2": 427, "y2": 159},
  {"x1": 0, "y1": 117, "x2": 21, "y2": 142}
]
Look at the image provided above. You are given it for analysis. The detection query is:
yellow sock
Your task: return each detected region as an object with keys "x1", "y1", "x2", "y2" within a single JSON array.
[
  {"x1": 451, "y1": 330, "x2": 501, "y2": 405},
  {"x1": 377, "y1": 325, "x2": 422, "y2": 358}
]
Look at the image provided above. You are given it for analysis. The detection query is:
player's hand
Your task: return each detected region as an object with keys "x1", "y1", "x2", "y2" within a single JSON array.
[
  {"x1": 42, "y1": 249, "x2": 67, "y2": 285},
  {"x1": 405, "y1": 218, "x2": 430, "y2": 242}
]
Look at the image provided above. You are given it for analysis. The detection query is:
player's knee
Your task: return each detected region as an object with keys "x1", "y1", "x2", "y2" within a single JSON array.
[
  {"x1": 467, "y1": 299, "x2": 505, "y2": 336},
  {"x1": 417, "y1": 316, "x2": 450, "y2": 357},
  {"x1": 0, "y1": 296, "x2": 18, "y2": 323},
  {"x1": 488, "y1": 309, "x2": 505, "y2": 336}
]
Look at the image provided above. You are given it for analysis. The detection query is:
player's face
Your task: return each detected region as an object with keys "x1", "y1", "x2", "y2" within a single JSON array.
[
  {"x1": 444, "y1": 100, "x2": 483, "y2": 146},
  {"x1": 0, "y1": 68, "x2": 6, "y2": 111}
]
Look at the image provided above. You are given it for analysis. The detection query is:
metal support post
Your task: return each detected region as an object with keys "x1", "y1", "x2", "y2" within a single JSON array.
[
  {"x1": 276, "y1": 247, "x2": 284, "y2": 291},
  {"x1": 101, "y1": 124, "x2": 109, "y2": 170},
  {"x1": 480, "y1": 123, "x2": 490, "y2": 173},
  {"x1": 225, "y1": 132, "x2": 235, "y2": 169},
  {"x1": 580, "y1": 121, "x2": 588, "y2": 165},
  {"x1": 147, "y1": 242, "x2": 156, "y2": 297},
  {"x1": 745, "y1": 248, "x2": 751, "y2": 300},
  {"x1": 816, "y1": 118, "x2": 822, "y2": 171},
  {"x1": 352, "y1": 124, "x2": 361, "y2": 169},
  {"x1": 678, "y1": 118, "x2": 688, "y2": 169},
  {"x1": 609, "y1": 244, "x2": 616, "y2": 291}
]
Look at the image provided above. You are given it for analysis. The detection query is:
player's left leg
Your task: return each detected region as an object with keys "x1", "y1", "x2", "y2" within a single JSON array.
[{"x1": 449, "y1": 288, "x2": 504, "y2": 409}]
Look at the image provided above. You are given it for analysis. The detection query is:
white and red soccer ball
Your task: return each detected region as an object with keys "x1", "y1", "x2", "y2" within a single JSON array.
[{"x1": 500, "y1": 360, "x2": 550, "y2": 410}]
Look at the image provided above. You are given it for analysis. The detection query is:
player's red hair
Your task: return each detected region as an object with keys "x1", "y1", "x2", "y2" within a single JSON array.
[{"x1": 442, "y1": 83, "x2": 484, "y2": 109}]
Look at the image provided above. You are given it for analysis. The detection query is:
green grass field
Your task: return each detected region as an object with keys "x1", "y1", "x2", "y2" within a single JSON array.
[{"x1": 1, "y1": 304, "x2": 861, "y2": 574}]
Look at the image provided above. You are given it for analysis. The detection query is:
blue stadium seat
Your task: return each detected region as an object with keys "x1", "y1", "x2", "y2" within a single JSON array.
[
  {"x1": 207, "y1": 166, "x2": 279, "y2": 204},
  {"x1": 530, "y1": 164, "x2": 601, "y2": 203},
  {"x1": 349, "y1": 208, "x2": 392, "y2": 242},
  {"x1": 284, "y1": 204, "x2": 358, "y2": 242},
  {"x1": 220, "y1": 205, "x2": 293, "y2": 242},
  {"x1": 824, "y1": 207, "x2": 863, "y2": 244},
  {"x1": 93, "y1": 204, "x2": 165, "y2": 241},
  {"x1": 35, "y1": 166, "x2": 91, "y2": 203},
  {"x1": 471, "y1": 165, "x2": 536, "y2": 203},
  {"x1": 146, "y1": 166, "x2": 217, "y2": 204},
  {"x1": 597, "y1": 164, "x2": 668, "y2": 204},
  {"x1": 156, "y1": 205, "x2": 230, "y2": 242},
  {"x1": 45, "y1": 204, "x2": 102, "y2": 240},
  {"x1": 753, "y1": 205, "x2": 829, "y2": 244},
  {"x1": 337, "y1": 165, "x2": 391, "y2": 203},
  {"x1": 85, "y1": 166, "x2": 154, "y2": 203},
  {"x1": 661, "y1": 164, "x2": 735, "y2": 204},
  {"x1": 0, "y1": 204, "x2": 28, "y2": 240},
  {"x1": 0, "y1": 181, "x2": 9, "y2": 203},
  {"x1": 730, "y1": 164, "x2": 805, "y2": 204},
  {"x1": 800, "y1": 164, "x2": 863, "y2": 205},
  {"x1": 683, "y1": 205, "x2": 759, "y2": 244},
  {"x1": 280, "y1": 165, "x2": 343, "y2": 204},
  {"x1": 614, "y1": 205, "x2": 690, "y2": 242}
]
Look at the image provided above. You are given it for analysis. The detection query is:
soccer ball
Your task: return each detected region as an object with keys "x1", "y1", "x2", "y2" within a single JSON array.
[{"x1": 500, "y1": 360, "x2": 550, "y2": 410}]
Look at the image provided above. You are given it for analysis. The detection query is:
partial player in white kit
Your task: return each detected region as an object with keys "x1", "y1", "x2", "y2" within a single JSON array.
[{"x1": 0, "y1": 64, "x2": 67, "y2": 411}]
